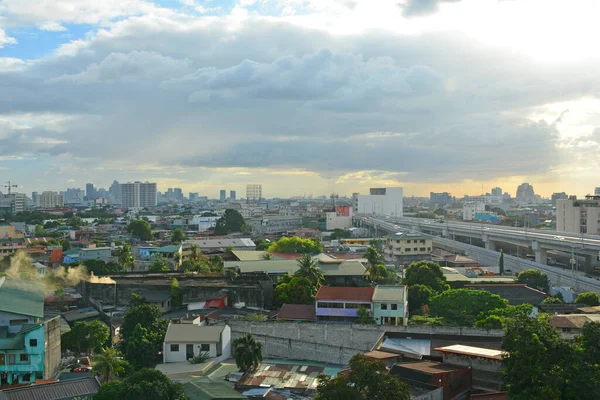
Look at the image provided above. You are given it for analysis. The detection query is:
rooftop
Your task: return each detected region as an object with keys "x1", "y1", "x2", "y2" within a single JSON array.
[
  {"x1": 156, "y1": 244, "x2": 182, "y2": 253},
  {"x1": 318, "y1": 260, "x2": 367, "y2": 277},
  {"x1": 231, "y1": 250, "x2": 270, "y2": 261},
  {"x1": 184, "y1": 378, "x2": 247, "y2": 400},
  {"x1": 315, "y1": 286, "x2": 374, "y2": 302},
  {"x1": 393, "y1": 360, "x2": 466, "y2": 374},
  {"x1": 276, "y1": 304, "x2": 315, "y2": 321},
  {"x1": 0, "y1": 377, "x2": 100, "y2": 400},
  {"x1": 550, "y1": 314, "x2": 600, "y2": 329},
  {"x1": 164, "y1": 323, "x2": 226, "y2": 343},
  {"x1": 186, "y1": 238, "x2": 256, "y2": 249},
  {"x1": 385, "y1": 232, "x2": 431, "y2": 240},
  {"x1": 434, "y1": 344, "x2": 504, "y2": 360},
  {"x1": 0, "y1": 277, "x2": 45, "y2": 318},
  {"x1": 62, "y1": 307, "x2": 100, "y2": 323},
  {"x1": 363, "y1": 350, "x2": 401, "y2": 360},
  {"x1": 373, "y1": 285, "x2": 406, "y2": 302},
  {"x1": 224, "y1": 260, "x2": 298, "y2": 275}
]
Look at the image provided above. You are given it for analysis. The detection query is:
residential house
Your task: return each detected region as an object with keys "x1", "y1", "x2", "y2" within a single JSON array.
[
  {"x1": 464, "y1": 284, "x2": 548, "y2": 306},
  {"x1": 0, "y1": 277, "x2": 61, "y2": 386},
  {"x1": 137, "y1": 244, "x2": 182, "y2": 270},
  {"x1": 372, "y1": 285, "x2": 408, "y2": 326},
  {"x1": 163, "y1": 322, "x2": 231, "y2": 363},
  {"x1": 140, "y1": 291, "x2": 173, "y2": 314},
  {"x1": 0, "y1": 376, "x2": 100, "y2": 400},
  {"x1": 314, "y1": 287, "x2": 375, "y2": 323},
  {"x1": 275, "y1": 304, "x2": 316, "y2": 322},
  {"x1": 549, "y1": 314, "x2": 600, "y2": 340},
  {"x1": 390, "y1": 361, "x2": 471, "y2": 399},
  {"x1": 62, "y1": 248, "x2": 81, "y2": 264},
  {"x1": 318, "y1": 260, "x2": 369, "y2": 286},
  {"x1": 435, "y1": 345, "x2": 505, "y2": 392},
  {"x1": 383, "y1": 232, "x2": 433, "y2": 265},
  {"x1": 79, "y1": 247, "x2": 114, "y2": 263}
]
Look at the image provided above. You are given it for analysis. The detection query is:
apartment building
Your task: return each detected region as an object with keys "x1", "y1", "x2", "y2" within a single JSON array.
[
  {"x1": 353, "y1": 187, "x2": 403, "y2": 217},
  {"x1": 120, "y1": 181, "x2": 157, "y2": 208},
  {"x1": 39, "y1": 191, "x2": 64, "y2": 208},
  {"x1": 246, "y1": 184, "x2": 262, "y2": 203},
  {"x1": 556, "y1": 195, "x2": 600, "y2": 234},
  {"x1": 383, "y1": 232, "x2": 433, "y2": 263}
]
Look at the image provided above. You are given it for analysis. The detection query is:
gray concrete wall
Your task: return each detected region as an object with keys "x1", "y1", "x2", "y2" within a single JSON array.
[
  {"x1": 228, "y1": 321, "x2": 504, "y2": 365},
  {"x1": 44, "y1": 316, "x2": 62, "y2": 379}
]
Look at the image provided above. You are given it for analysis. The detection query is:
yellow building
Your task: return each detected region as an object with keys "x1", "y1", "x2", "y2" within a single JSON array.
[
  {"x1": 383, "y1": 232, "x2": 433, "y2": 264},
  {"x1": 0, "y1": 221, "x2": 24, "y2": 239}
]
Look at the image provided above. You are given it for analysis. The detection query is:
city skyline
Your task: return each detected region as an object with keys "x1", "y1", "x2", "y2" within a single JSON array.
[{"x1": 1, "y1": 0, "x2": 599, "y2": 197}]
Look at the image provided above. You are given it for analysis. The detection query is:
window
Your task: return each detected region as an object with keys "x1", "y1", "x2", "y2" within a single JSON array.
[
  {"x1": 405, "y1": 248, "x2": 411, "y2": 252},
  {"x1": 381, "y1": 303, "x2": 388, "y2": 310},
  {"x1": 413, "y1": 248, "x2": 418, "y2": 251},
  {"x1": 201, "y1": 344, "x2": 210, "y2": 352},
  {"x1": 9, "y1": 319, "x2": 28, "y2": 326},
  {"x1": 345, "y1": 303, "x2": 363, "y2": 309},
  {"x1": 0, "y1": 354, "x2": 4, "y2": 364},
  {"x1": 22, "y1": 374, "x2": 31, "y2": 383},
  {"x1": 170, "y1": 344, "x2": 179, "y2": 352},
  {"x1": 420, "y1": 240, "x2": 425, "y2": 244},
  {"x1": 19, "y1": 354, "x2": 29, "y2": 362},
  {"x1": 391, "y1": 304, "x2": 398, "y2": 310},
  {"x1": 8, "y1": 355, "x2": 15, "y2": 365},
  {"x1": 29, "y1": 339, "x2": 37, "y2": 347},
  {"x1": 419, "y1": 247, "x2": 426, "y2": 251}
]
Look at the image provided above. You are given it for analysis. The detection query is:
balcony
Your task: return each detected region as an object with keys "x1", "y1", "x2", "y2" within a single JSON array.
[{"x1": 316, "y1": 308, "x2": 359, "y2": 317}]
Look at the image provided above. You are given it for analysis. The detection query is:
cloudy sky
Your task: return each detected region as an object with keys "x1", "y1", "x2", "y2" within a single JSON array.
[{"x1": 1, "y1": 0, "x2": 599, "y2": 199}]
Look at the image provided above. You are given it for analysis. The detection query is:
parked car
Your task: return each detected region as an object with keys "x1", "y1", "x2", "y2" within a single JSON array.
[{"x1": 71, "y1": 366, "x2": 92, "y2": 373}]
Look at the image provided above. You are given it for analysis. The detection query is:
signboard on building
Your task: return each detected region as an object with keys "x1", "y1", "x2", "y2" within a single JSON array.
[{"x1": 336, "y1": 206, "x2": 350, "y2": 217}]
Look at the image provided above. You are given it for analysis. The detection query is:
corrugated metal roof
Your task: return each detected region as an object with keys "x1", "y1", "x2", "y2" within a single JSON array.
[
  {"x1": 315, "y1": 286, "x2": 374, "y2": 302},
  {"x1": 0, "y1": 377, "x2": 100, "y2": 400},
  {"x1": 277, "y1": 304, "x2": 315, "y2": 321},
  {"x1": 435, "y1": 344, "x2": 504, "y2": 360},
  {"x1": 373, "y1": 285, "x2": 406, "y2": 302},
  {"x1": 0, "y1": 277, "x2": 44, "y2": 318},
  {"x1": 379, "y1": 338, "x2": 429, "y2": 357}
]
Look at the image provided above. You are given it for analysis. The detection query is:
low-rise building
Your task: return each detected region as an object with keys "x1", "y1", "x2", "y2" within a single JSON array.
[
  {"x1": 391, "y1": 361, "x2": 471, "y2": 400},
  {"x1": 549, "y1": 314, "x2": 600, "y2": 340},
  {"x1": 0, "y1": 376, "x2": 100, "y2": 400},
  {"x1": 163, "y1": 322, "x2": 231, "y2": 363},
  {"x1": 248, "y1": 216, "x2": 302, "y2": 235},
  {"x1": 383, "y1": 232, "x2": 433, "y2": 264},
  {"x1": 372, "y1": 285, "x2": 408, "y2": 326},
  {"x1": 435, "y1": 345, "x2": 505, "y2": 392},
  {"x1": 0, "y1": 221, "x2": 24, "y2": 240},
  {"x1": 314, "y1": 287, "x2": 375, "y2": 323},
  {"x1": 185, "y1": 238, "x2": 256, "y2": 253},
  {"x1": 79, "y1": 247, "x2": 114, "y2": 263}
]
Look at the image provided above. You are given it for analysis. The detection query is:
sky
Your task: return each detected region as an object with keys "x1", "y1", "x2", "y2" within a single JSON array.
[{"x1": 1, "y1": 0, "x2": 600, "y2": 199}]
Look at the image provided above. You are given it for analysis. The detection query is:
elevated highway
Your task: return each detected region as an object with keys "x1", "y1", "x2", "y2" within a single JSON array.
[{"x1": 355, "y1": 216, "x2": 600, "y2": 294}]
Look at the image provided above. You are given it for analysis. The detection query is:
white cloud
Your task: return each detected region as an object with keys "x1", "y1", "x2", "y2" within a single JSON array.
[
  {"x1": 0, "y1": 57, "x2": 27, "y2": 72},
  {"x1": 38, "y1": 21, "x2": 68, "y2": 31},
  {"x1": 0, "y1": 28, "x2": 17, "y2": 48}
]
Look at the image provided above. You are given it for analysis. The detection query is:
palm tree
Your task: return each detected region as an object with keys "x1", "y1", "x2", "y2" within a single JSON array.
[
  {"x1": 363, "y1": 246, "x2": 381, "y2": 268},
  {"x1": 190, "y1": 244, "x2": 201, "y2": 262},
  {"x1": 233, "y1": 334, "x2": 263, "y2": 373},
  {"x1": 294, "y1": 253, "x2": 324, "y2": 287},
  {"x1": 261, "y1": 252, "x2": 274, "y2": 260},
  {"x1": 366, "y1": 263, "x2": 387, "y2": 282},
  {"x1": 116, "y1": 244, "x2": 135, "y2": 271},
  {"x1": 94, "y1": 347, "x2": 128, "y2": 383}
]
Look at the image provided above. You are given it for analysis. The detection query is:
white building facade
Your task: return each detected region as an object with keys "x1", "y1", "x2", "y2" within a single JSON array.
[
  {"x1": 120, "y1": 181, "x2": 157, "y2": 208},
  {"x1": 163, "y1": 323, "x2": 231, "y2": 364},
  {"x1": 463, "y1": 202, "x2": 486, "y2": 221},
  {"x1": 353, "y1": 187, "x2": 403, "y2": 217}
]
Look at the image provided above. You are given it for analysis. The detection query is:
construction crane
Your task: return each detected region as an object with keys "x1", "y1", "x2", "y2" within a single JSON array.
[
  {"x1": 4, "y1": 181, "x2": 17, "y2": 195},
  {"x1": 330, "y1": 193, "x2": 339, "y2": 208}
]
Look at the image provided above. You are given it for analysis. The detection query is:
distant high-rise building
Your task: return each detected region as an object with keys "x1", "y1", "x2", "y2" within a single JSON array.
[
  {"x1": 430, "y1": 192, "x2": 453, "y2": 206},
  {"x1": 189, "y1": 192, "x2": 199, "y2": 202},
  {"x1": 120, "y1": 182, "x2": 157, "y2": 208},
  {"x1": 516, "y1": 183, "x2": 535, "y2": 202},
  {"x1": 230, "y1": 190, "x2": 236, "y2": 201},
  {"x1": 491, "y1": 187, "x2": 502, "y2": 196},
  {"x1": 86, "y1": 183, "x2": 96, "y2": 200},
  {"x1": 220, "y1": 190, "x2": 226, "y2": 202},
  {"x1": 39, "y1": 191, "x2": 64, "y2": 208},
  {"x1": 109, "y1": 180, "x2": 122, "y2": 203},
  {"x1": 31, "y1": 192, "x2": 39, "y2": 207},
  {"x1": 595, "y1": 187, "x2": 600, "y2": 196},
  {"x1": 62, "y1": 188, "x2": 85, "y2": 204},
  {"x1": 246, "y1": 184, "x2": 262, "y2": 203},
  {"x1": 551, "y1": 192, "x2": 568, "y2": 207},
  {"x1": 353, "y1": 187, "x2": 403, "y2": 217},
  {"x1": 174, "y1": 188, "x2": 184, "y2": 202}
]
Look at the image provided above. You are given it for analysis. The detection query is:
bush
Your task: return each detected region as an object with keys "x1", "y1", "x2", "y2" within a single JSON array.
[{"x1": 189, "y1": 352, "x2": 211, "y2": 364}]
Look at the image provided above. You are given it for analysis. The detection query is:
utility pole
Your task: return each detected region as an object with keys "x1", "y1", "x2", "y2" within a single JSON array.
[{"x1": 4, "y1": 181, "x2": 17, "y2": 195}]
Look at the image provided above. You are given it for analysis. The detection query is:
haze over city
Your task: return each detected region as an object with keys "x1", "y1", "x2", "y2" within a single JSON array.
[{"x1": 1, "y1": 0, "x2": 599, "y2": 197}]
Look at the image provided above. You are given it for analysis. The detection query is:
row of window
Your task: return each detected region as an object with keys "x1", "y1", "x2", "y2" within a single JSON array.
[
  {"x1": 317, "y1": 302, "x2": 367, "y2": 309},
  {"x1": 379, "y1": 303, "x2": 399, "y2": 310},
  {"x1": 0, "y1": 354, "x2": 30, "y2": 364},
  {"x1": 402, "y1": 247, "x2": 431, "y2": 252},
  {"x1": 170, "y1": 344, "x2": 209, "y2": 352}
]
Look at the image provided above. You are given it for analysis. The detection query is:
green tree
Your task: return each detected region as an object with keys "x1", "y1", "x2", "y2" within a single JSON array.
[
  {"x1": 125, "y1": 324, "x2": 160, "y2": 369},
  {"x1": 369, "y1": 238, "x2": 384, "y2": 254},
  {"x1": 210, "y1": 255, "x2": 224, "y2": 273},
  {"x1": 474, "y1": 303, "x2": 533, "y2": 329},
  {"x1": 268, "y1": 236, "x2": 323, "y2": 254},
  {"x1": 214, "y1": 209, "x2": 246, "y2": 235},
  {"x1": 356, "y1": 306, "x2": 375, "y2": 324},
  {"x1": 94, "y1": 369, "x2": 186, "y2": 400},
  {"x1": 34, "y1": 225, "x2": 46, "y2": 237},
  {"x1": 61, "y1": 239, "x2": 72, "y2": 251},
  {"x1": 261, "y1": 252, "x2": 274, "y2": 260},
  {"x1": 363, "y1": 246, "x2": 382, "y2": 268},
  {"x1": 295, "y1": 253, "x2": 324, "y2": 288},
  {"x1": 516, "y1": 269, "x2": 550, "y2": 292},
  {"x1": 575, "y1": 291, "x2": 600, "y2": 306},
  {"x1": 224, "y1": 268, "x2": 238, "y2": 281},
  {"x1": 429, "y1": 289, "x2": 508, "y2": 327},
  {"x1": 407, "y1": 284, "x2": 433, "y2": 314},
  {"x1": 67, "y1": 215, "x2": 85, "y2": 228},
  {"x1": 120, "y1": 303, "x2": 167, "y2": 367},
  {"x1": 170, "y1": 278, "x2": 183, "y2": 308},
  {"x1": 171, "y1": 228, "x2": 186, "y2": 244},
  {"x1": 126, "y1": 220, "x2": 153, "y2": 241},
  {"x1": 329, "y1": 229, "x2": 352, "y2": 240},
  {"x1": 61, "y1": 320, "x2": 109, "y2": 354},
  {"x1": 576, "y1": 322, "x2": 600, "y2": 363},
  {"x1": 255, "y1": 238, "x2": 269, "y2": 251},
  {"x1": 499, "y1": 249, "x2": 504, "y2": 275},
  {"x1": 94, "y1": 347, "x2": 129, "y2": 383},
  {"x1": 542, "y1": 296, "x2": 563, "y2": 304},
  {"x1": 189, "y1": 244, "x2": 202, "y2": 262},
  {"x1": 116, "y1": 244, "x2": 135, "y2": 271},
  {"x1": 315, "y1": 354, "x2": 410, "y2": 400},
  {"x1": 275, "y1": 275, "x2": 314, "y2": 305},
  {"x1": 240, "y1": 223, "x2": 252, "y2": 234},
  {"x1": 367, "y1": 263, "x2": 388, "y2": 283},
  {"x1": 148, "y1": 254, "x2": 171, "y2": 272},
  {"x1": 233, "y1": 334, "x2": 263, "y2": 373},
  {"x1": 403, "y1": 261, "x2": 449, "y2": 293}
]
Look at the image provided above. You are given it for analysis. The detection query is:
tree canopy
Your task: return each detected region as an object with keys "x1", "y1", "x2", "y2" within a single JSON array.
[
  {"x1": 148, "y1": 254, "x2": 171, "y2": 272},
  {"x1": 116, "y1": 244, "x2": 135, "y2": 271},
  {"x1": 275, "y1": 274, "x2": 314, "y2": 305},
  {"x1": 575, "y1": 291, "x2": 600, "y2": 306},
  {"x1": 61, "y1": 320, "x2": 109, "y2": 355},
  {"x1": 214, "y1": 209, "x2": 246, "y2": 235},
  {"x1": 94, "y1": 369, "x2": 186, "y2": 400},
  {"x1": 403, "y1": 261, "x2": 449, "y2": 293},
  {"x1": 407, "y1": 284, "x2": 434, "y2": 315},
  {"x1": 516, "y1": 269, "x2": 549, "y2": 292},
  {"x1": 502, "y1": 316, "x2": 600, "y2": 399},
  {"x1": 233, "y1": 334, "x2": 263, "y2": 373},
  {"x1": 294, "y1": 253, "x2": 324, "y2": 288},
  {"x1": 127, "y1": 220, "x2": 153, "y2": 241},
  {"x1": 268, "y1": 236, "x2": 323, "y2": 254},
  {"x1": 315, "y1": 354, "x2": 410, "y2": 400},
  {"x1": 429, "y1": 289, "x2": 508, "y2": 327},
  {"x1": 171, "y1": 228, "x2": 186, "y2": 244},
  {"x1": 120, "y1": 303, "x2": 167, "y2": 368}
]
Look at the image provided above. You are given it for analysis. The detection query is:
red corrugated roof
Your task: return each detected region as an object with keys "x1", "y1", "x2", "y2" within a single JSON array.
[{"x1": 315, "y1": 286, "x2": 374, "y2": 302}]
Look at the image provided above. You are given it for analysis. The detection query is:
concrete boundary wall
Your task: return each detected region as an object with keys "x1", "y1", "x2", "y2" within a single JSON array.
[{"x1": 228, "y1": 321, "x2": 503, "y2": 365}]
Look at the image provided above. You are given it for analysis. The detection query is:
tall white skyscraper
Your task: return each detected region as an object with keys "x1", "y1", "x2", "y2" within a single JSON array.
[
  {"x1": 120, "y1": 182, "x2": 157, "y2": 208},
  {"x1": 246, "y1": 184, "x2": 262, "y2": 203}
]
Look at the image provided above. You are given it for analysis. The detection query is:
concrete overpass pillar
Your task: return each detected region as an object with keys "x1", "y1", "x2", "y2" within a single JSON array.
[
  {"x1": 532, "y1": 241, "x2": 547, "y2": 265},
  {"x1": 583, "y1": 254, "x2": 595, "y2": 273},
  {"x1": 442, "y1": 228, "x2": 449, "y2": 238},
  {"x1": 482, "y1": 234, "x2": 496, "y2": 251}
]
